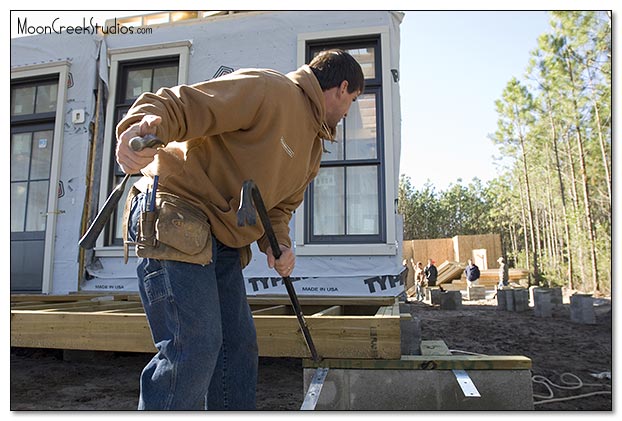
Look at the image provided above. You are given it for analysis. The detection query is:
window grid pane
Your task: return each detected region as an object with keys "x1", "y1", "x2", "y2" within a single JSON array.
[
  {"x1": 346, "y1": 166, "x2": 379, "y2": 235},
  {"x1": 25, "y1": 180, "x2": 49, "y2": 232},
  {"x1": 345, "y1": 93, "x2": 377, "y2": 160},
  {"x1": 125, "y1": 68, "x2": 153, "y2": 100},
  {"x1": 11, "y1": 182, "x2": 28, "y2": 232},
  {"x1": 153, "y1": 66, "x2": 179, "y2": 92},
  {"x1": 30, "y1": 130, "x2": 54, "y2": 180},
  {"x1": 35, "y1": 83, "x2": 58, "y2": 114},
  {"x1": 345, "y1": 47, "x2": 375, "y2": 79},
  {"x1": 313, "y1": 167, "x2": 345, "y2": 235},
  {"x1": 11, "y1": 86, "x2": 36, "y2": 116},
  {"x1": 11, "y1": 133, "x2": 32, "y2": 181}
]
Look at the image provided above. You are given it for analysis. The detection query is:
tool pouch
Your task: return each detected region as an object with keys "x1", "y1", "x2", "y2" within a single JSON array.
[{"x1": 124, "y1": 188, "x2": 213, "y2": 266}]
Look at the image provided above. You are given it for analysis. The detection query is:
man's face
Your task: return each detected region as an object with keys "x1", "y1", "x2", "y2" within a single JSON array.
[{"x1": 323, "y1": 81, "x2": 360, "y2": 130}]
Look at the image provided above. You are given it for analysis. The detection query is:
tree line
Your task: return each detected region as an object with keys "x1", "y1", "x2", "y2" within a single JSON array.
[{"x1": 398, "y1": 11, "x2": 611, "y2": 295}]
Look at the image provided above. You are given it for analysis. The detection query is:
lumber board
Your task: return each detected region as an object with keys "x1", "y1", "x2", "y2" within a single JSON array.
[
  {"x1": 247, "y1": 295, "x2": 397, "y2": 306},
  {"x1": 10, "y1": 296, "x2": 402, "y2": 359},
  {"x1": 254, "y1": 315, "x2": 400, "y2": 359},
  {"x1": 10, "y1": 293, "x2": 134, "y2": 302},
  {"x1": 420, "y1": 340, "x2": 451, "y2": 356},
  {"x1": 11, "y1": 311, "x2": 156, "y2": 353},
  {"x1": 302, "y1": 355, "x2": 532, "y2": 370}
]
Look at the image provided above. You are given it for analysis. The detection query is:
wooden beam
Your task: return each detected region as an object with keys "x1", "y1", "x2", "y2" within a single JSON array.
[
  {"x1": 302, "y1": 355, "x2": 532, "y2": 370},
  {"x1": 11, "y1": 303, "x2": 402, "y2": 359},
  {"x1": 247, "y1": 295, "x2": 396, "y2": 306},
  {"x1": 254, "y1": 314, "x2": 400, "y2": 359},
  {"x1": 11, "y1": 311, "x2": 155, "y2": 353}
]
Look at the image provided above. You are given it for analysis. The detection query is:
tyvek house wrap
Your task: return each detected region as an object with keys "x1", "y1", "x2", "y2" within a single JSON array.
[{"x1": 12, "y1": 11, "x2": 404, "y2": 297}]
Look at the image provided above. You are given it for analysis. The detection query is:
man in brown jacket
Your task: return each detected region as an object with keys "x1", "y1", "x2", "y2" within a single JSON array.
[{"x1": 116, "y1": 49, "x2": 364, "y2": 410}]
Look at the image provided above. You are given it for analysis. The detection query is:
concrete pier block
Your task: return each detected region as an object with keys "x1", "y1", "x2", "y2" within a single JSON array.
[
  {"x1": 513, "y1": 288, "x2": 529, "y2": 312},
  {"x1": 549, "y1": 287, "x2": 563, "y2": 306},
  {"x1": 399, "y1": 303, "x2": 422, "y2": 356},
  {"x1": 505, "y1": 288, "x2": 515, "y2": 311},
  {"x1": 533, "y1": 288, "x2": 552, "y2": 317},
  {"x1": 570, "y1": 294, "x2": 595, "y2": 324},
  {"x1": 440, "y1": 291, "x2": 462, "y2": 310},
  {"x1": 496, "y1": 288, "x2": 508, "y2": 310},
  {"x1": 467, "y1": 286, "x2": 486, "y2": 301},
  {"x1": 426, "y1": 287, "x2": 442, "y2": 305},
  {"x1": 303, "y1": 365, "x2": 534, "y2": 410},
  {"x1": 530, "y1": 286, "x2": 563, "y2": 309}
]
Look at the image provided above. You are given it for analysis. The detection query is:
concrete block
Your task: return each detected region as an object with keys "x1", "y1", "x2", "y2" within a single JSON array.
[
  {"x1": 400, "y1": 313, "x2": 422, "y2": 356},
  {"x1": 467, "y1": 286, "x2": 486, "y2": 301},
  {"x1": 426, "y1": 287, "x2": 442, "y2": 305},
  {"x1": 530, "y1": 286, "x2": 563, "y2": 308},
  {"x1": 513, "y1": 288, "x2": 529, "y2": 312},
  {"x1": 570, "y1": 294, "x2": 596, "y2": 324},
  {"x1": 440, "y1": 291, "x2": 462, "y2": 310},
  {"x1": 303, "y1": 367, "x2": 534, "y2": 410},
  {"x1": 496, "y1": 288, "x2": 508, "y2": 310},
  {"x1": 505, "y1": 288, "x2": 515, "y2": 311},
  {"x1": 533, "y1": 288, "x2": 552, "y2": 318}
]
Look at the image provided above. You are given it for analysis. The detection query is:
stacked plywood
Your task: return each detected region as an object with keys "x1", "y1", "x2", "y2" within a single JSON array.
[{"x1": 436, "y1": 260, "x2": 465, "y2": 285}]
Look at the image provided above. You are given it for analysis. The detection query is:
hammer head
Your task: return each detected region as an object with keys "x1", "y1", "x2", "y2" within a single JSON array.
[{"x1": 237, "y1": 180, "x2": 258, "y2": 227}]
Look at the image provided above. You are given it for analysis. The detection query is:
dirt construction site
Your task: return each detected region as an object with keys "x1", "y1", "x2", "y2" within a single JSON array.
[{"x1": 10, "y1": 290, "x2": 612, "y2": 411}]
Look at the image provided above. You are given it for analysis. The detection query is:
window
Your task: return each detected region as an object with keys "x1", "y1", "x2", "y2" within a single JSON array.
[
  {"x1": 10, "y1": 78, "x2": 58, "y2": 236},
  {"x1": 305, "y1": 38, "x2": 385, "y2": 244},
  {"x1": 107, "y1": 57, "x2": 179, "y2": 245}
]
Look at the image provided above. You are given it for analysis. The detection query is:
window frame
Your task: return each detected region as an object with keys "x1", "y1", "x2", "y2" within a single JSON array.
[
  {"x1": 10, "y1": 60, "x2": 70, "y2": 292},
  {"x1": 294, "y1": 26, "x2": 398, "y2": 256},
  {"x1": 107, "y1": 56, "x2": 181, "y2": 246}
]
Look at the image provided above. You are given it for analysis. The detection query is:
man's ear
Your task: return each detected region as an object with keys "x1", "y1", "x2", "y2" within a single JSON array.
[{"x1": 338, "y1": 80, "x2": 349, "y2": 96}]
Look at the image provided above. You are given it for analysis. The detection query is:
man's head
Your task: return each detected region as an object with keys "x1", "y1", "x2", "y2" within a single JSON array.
[{"x1": 309, "y1": 49, "x2": 365, "y2": 130}]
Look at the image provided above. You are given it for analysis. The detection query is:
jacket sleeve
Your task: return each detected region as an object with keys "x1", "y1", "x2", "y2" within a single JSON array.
[{"x1": 116, "y1": 73, "x2": 266, "y2": 143}]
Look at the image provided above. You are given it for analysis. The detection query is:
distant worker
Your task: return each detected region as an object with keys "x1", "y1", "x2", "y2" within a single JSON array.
[
  {"x1": 414, "y1": 261, "x2": 426, "y2": 301},
  {"x1": 424, "y1": 258, "x2": 438, "y2": 287},
  {"x1": 464, "y1": 259, "x2": 480, "y2": 288},
  {"x1": 497, "y1": 256, "x2": 509, "y2": 288}
]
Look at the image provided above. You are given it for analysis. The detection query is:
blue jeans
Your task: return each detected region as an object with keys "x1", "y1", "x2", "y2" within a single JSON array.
[{"x1": 129, "y1": 193, "x2": 258, "y2": 410}]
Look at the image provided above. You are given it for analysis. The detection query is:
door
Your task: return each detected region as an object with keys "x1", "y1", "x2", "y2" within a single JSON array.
[
  {"x1": 10, "y1": 124, "x2": 55, "y2": 292},
  {"x1": 472, "y1": 249, "x2": 488, "y2": 270}
]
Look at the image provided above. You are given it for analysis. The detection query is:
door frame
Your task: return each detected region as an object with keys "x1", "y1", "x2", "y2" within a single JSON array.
[{"x1": 11, "y1": 60, "x2": 70, "y2": 294}]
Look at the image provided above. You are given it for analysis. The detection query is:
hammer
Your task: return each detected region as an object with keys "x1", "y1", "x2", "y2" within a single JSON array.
[
  {"x1": 78, "y1": 134, "x2": 164, "y2": 250},
  {"x1": 237, "y1": 179, "x2": 320, "y2": 363}
]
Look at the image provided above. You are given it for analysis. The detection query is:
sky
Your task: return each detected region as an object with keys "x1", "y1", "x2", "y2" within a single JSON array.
[{"x1": 399, "y1": 11, "x2": 551, "y2": 190}]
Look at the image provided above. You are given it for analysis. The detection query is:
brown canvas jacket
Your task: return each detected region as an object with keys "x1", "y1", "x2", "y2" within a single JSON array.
[{"x1": 116, "y1": 65, "x2": 333, "y2": 253}]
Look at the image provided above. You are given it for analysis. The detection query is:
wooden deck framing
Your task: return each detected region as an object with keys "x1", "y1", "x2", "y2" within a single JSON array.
[{"x1": 11, "y1": 294, "x2": 405, "y2": 359}]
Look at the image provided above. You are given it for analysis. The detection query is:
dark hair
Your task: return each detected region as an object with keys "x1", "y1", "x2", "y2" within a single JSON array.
[{"x1": 309, "y1": 49, "x2": 365, "y2": 94}]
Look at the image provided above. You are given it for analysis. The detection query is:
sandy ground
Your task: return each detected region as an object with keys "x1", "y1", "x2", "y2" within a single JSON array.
[{"x1": 10, "y1": 295, "x2": 612, "y2": 411}]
